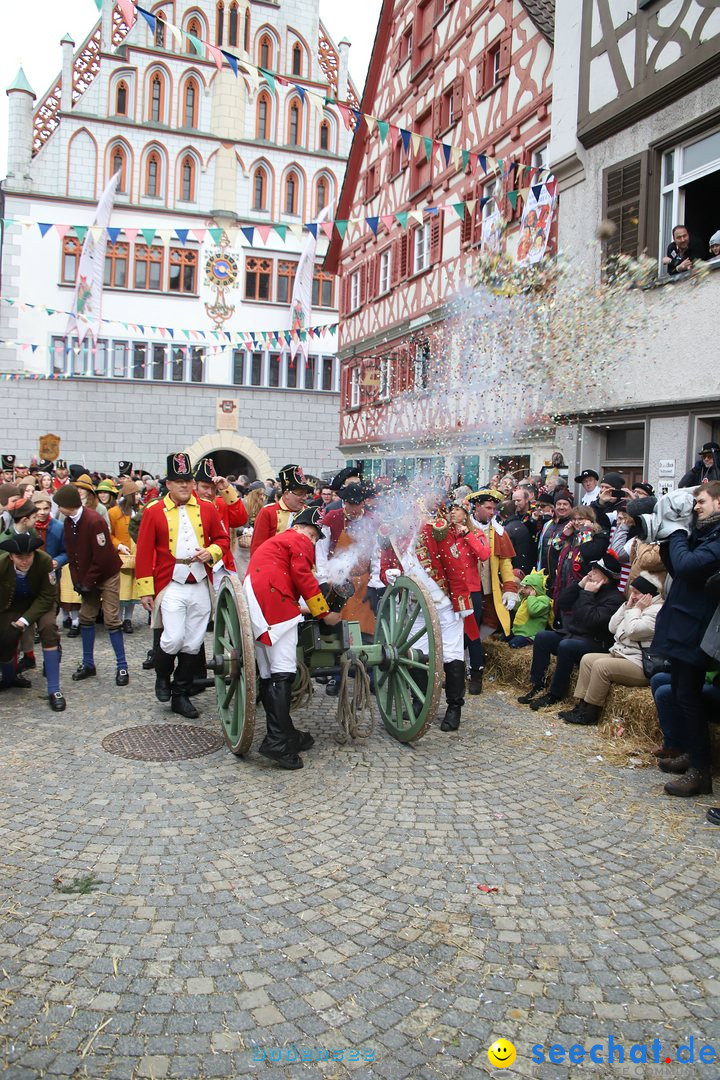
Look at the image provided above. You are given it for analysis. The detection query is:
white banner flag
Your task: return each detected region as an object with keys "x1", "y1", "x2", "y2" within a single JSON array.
[
  {"x1": 289, "y1": 203, "x2": 333, "y2": 366},
  {"x1": 66, "y1": 170, "x2": 120, "y2": 345}
]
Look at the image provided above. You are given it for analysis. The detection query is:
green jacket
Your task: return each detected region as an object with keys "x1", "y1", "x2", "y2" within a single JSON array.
[
  {"x1": 0, "y1": 550, "x2": 57, "y2": 625},
  {"x1": 512, "y1": 570, "x2": 553, "y2": 640}
]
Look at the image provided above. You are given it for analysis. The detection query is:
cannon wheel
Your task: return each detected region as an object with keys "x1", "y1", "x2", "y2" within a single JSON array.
[
  {"x1": 213, "y1": 576, "x2": 256, "y2": 756},
  {"x1": 373, "y1": 574, "x2": 443, "y2": 742}
]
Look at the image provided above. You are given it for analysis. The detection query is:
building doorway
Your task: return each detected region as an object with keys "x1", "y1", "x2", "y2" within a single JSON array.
[{"x1": 198, "y1": 450, "x2": 257, "y2": 482}]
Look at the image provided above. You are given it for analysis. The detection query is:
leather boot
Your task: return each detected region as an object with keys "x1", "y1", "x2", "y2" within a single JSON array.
[
  {"x1": 258, "y1": 672, "x2": 303, "y2": 769},
  {"x1": 467, "y1": 669, "x2": 484, "y2": 695},
  {"x1": 154, "y1": 648, "x2": 175, "y2": 703},
  {"x1": 440, "y1": 660, "x2": 465, "y2": 731},
  {"x1": 559, "y1": 701, "x2": 585, "y2": 723},
  {"x1": 564, "y1": 702, "x2": 602, "y2": 725},
  {"x1": 664, "y1": 767, "x2": 713, "y2": 797},
  {"x1": 171, "y1": 652, "x2": 199, "y2": 719},
  {"x1": 659, "y1": 753, "x2": 690, "y2": 774},
  {"x1": 143, "y1": 628, "x2": 162, "y2": 670},
  {"x1": 190, "y1": 641, "x2": 214, "y2": 694},
  {"x1": 518, "y1": 683, "x2": 545, "y2": 704}
]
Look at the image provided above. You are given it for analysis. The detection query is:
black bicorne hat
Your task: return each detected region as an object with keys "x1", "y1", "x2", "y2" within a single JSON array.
[
  {"x1": 279, "y1": 464, "x2": 313, "y2": 493},
  {"x1": 293, "y1": 506, "x2": 324, "y2": 534},
  {"x1": 0, "y1": 531, "x2": 43, "y2": 555},
  {"x1": 193, "y1": 458, "x2": 218, "y2": 484}
]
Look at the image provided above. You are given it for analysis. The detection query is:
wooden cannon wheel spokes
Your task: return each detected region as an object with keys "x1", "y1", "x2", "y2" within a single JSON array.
[{"x1": 212, "y1": 576, "x2": 256, "y2": 756}]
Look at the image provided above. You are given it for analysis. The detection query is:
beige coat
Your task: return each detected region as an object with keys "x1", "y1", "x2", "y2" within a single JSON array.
[{"x1": 607, "y1": 596, "x2": 664, "y2": 667}]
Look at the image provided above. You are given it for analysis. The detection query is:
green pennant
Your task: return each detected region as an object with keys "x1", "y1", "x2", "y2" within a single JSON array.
[
  {"x1": 182, "y1": 328, "x2": 191, "y2": 339},
  {"x1": 187, "y1": 34, "x2": 204, "y2": 58},
  {"x1": 423, "y1": 136, "x2": 433, "y2": 162},
  {"x1": 395, "y1": 211, "x2": 409, "y2": 229},
  {"x1": 208, "y1": 227, "x2": 223, "y2": 245},
  {"x1": 507, "y1": 191, "x2": 518, "y2": 210},
  {"x1": 462, "y1": 149, "x2": 470, "y2": 171},
  {"x1": 335, "y1": 220, "x2": 348, "y2": 239},
  {"x1": 141, "y1": 228, "x2": 157, "y2": 246},
  {"x1": 452, "y1": 203, "x2": 466, "y2": 221},
  {"x1": 274, "y1": 224, "x2": 287, "y2": 241},
  {"x1": 377, "y1": 120, "x2": 389, "y2": 144},
  {"x1": 74, "y1": 225, "x2": 88, "y2": 243},
  {"x1": 259, "y1": 67, "x2": 275, "y2": 92}
]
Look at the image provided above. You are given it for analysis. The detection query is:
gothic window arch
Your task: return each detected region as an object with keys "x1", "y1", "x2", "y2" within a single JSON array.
[
  {"x1": 115, "y1": 79, "x2": 128, "y2": 116},
  {"x1": 315, "y1": 174, "x2": 330, "y2": 214},
  {"x1": 144, "y1": 147, "x2": 165, "y2": 197},
  {"x1": 228, "y1": 2, "x2": 239, "y2": 47},
  {"x1": 258, "y1": 33, "x2": 273, "y2": 70},
  {"x1": 154, "y1": 11, "x2": 166, "y2": 47},
  {"x1": 252, "y1": 165, "x2": 268, "y2": 211},
  {"x1": 186, "y1": 16, "x2": 202, "y2": 50},
  {"x1": 216, "y1": 1, "x2": 225, "y2": 46},
  {"x1": 179, "y1": 153, "x2": 197, "y2": 202},
  {"x1": 183, "y1": 77, "x2": 199, "y2": 128},
  {"x1": 256, "y1": 90, "x2": 271, "y2": 140},
  {"x1": 287, "y1": 96, "x2": 302, "y2": 147},
  {"x1": 292, "y1": 43, "x2": 302, "y2": 77},
  {"x1": 148, "y1": 69, "x2": 167, "y2": 123},
  {"x1": 109, "y1": 141, "x2": 131, "y2": 193},
  {"x1": 284, "y1": 170, "x2": 300, "y2": 215}
]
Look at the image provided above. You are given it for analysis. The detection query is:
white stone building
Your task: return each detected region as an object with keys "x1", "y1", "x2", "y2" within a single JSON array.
[
  {"x1": 549, "y1": 0, "x2": 720, "y2": 495},
  {"x1": 0, "y1": 0, "x2": 359, "y2": 478}
]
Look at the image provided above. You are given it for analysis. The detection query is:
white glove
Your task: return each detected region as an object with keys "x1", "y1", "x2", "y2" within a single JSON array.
[
  {"x1": 502, "y1": 591, "x2": 518, "y2": 611},
  {"x1": 385, "y1": 568, "x2": 401, "y2": 585}
]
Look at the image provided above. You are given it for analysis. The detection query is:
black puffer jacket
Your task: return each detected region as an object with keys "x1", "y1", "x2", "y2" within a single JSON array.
[{"x1": 561, "y1": 582, "x2": 624, "y2": 649}]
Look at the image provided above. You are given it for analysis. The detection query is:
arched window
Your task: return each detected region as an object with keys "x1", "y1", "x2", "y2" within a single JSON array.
[
  {"x1": 184, "y1": 78, "x2": 198, "y2": 128},
  {"x1": 149, "y1": 71, "x2": 165, "y2": 123},
  {"x1": 244, "y1": 9, "x2": 250, "y2": 52},
  {"x1": 315, "y1": 176, "x2": 329, "y2": 214},
  {"x1": 319, "y1": 119, "x2": 330, "y2": 151},
  {"x1": 288, "y1": 97, "x2": 301, "y2": 147},
  {"x1": 228, "y1": 2, "x2": 239, "y2": 46},
  {"x1": 180, "y1": 155, "x2": 196, "y2": 202},
  {"x1": 216, "y1": 1, "x2": 224, "y2": 45},
  {"x1": 111, "y1": 145, "x2": 127, "y2": 192},
  {"x1": 292, "y1": 43, "x2": 302, "y2": 77},
  {"x1": 252, "y1": 167, "x2": 267, "y2": 211},
  {"x1": 259, "y1": 34, "x2": 272, "y2": 69},
  {"x1": 155, "y1": 11, "x2": 166, "y2": 47},
  {"x1": 145, "y1": 150, "x2": 162, "y2": 197},
  {"x1": 115, "y1": 80, "x2": 128, "y2": 116},
  {"x1": 285, "y1": 171, "x2": 298, "y2": 215},
  {"x1": 256, "y1": 91, "x2": 270, "y2": 140},
  {"x1": 186, "y1": 17, "x2": 201, "y2": 51}
]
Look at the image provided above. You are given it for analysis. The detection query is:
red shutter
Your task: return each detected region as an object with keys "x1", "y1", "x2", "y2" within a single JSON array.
[
  {"x1": 452, "y1": 75, "x2": 463, "y2": 121},
  {"x1": 430, "y1": 214, "x2": 443, "y2": 263},
  {"x1": 359, "y1": 262, "x2": 367, "y2": 306},
  {"x1": 399, "y1": 234, "x2": 408, "y2": 279},
  {"x1": 476, "y1": 60, "x2": 484, "y2": 98},
  {"x1": 373, "y1": 164, "x2": 381, "y2": 197},
  {"x1": 340, "y1": 274, "x2": 350, "y2": 316},
  {"x1": 392, "y1": 40, "x2": 400, "y2": 69},
  {"x1": 432, "y1": 99, "x2": 442, "y2": 139},
  {"x1": 461, "y1": 200, "x2": 472, "y2": 245},
  {"x1": 498, "y1": 29, "x2": 512, "y2": 79},
  {"x1": 367, "y1": 254, "x2": 377, "y2": 299}
]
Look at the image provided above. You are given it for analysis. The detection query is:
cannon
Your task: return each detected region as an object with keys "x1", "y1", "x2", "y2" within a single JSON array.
[{"x1": 209, "y1": 574, "x2": 443, "y2": 756}]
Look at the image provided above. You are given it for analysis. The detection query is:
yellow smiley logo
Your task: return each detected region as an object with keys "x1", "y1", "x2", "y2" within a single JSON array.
[{"x1": 488, "y1": 1039, "x2": 517, "y2": 1068}]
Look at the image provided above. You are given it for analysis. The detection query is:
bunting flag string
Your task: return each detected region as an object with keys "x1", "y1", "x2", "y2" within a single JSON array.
[
  {"x1": 0, "y1": 297, "x2": 338, "y2": 349},
  {"x1": 118, "y1": 2, "x2": 553, "y2": 191},
  {"x1": 1, "y1": 183, "x2": 554, "y2": 249}
]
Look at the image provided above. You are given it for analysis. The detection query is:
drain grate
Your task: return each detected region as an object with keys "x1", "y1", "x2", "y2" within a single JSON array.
[{"x1": 102, "y1": 724, "x2": 224, "y2": 761}]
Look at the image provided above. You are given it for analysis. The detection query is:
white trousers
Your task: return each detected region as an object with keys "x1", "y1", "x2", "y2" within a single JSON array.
[
  {"x1": 159, "y1": 580, "x2": 211, "y2": 656},
  {"x1": 212, "y1": 563, "x2": 231, "y2": 593},
  {"x1": 255, "y1": 623, "x2": 299, "y2": 679}
]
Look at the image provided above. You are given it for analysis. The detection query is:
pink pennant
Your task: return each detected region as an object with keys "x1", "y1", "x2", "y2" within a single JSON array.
[
  {"x1": 337, "y1": 103, "x2": 353, "y2": 131},
  {"x1": 380, "y1": 214, "x2": 395, "y2": 230},
  {"x1": 320, "y1": 222, "x2": 334, "y2": 239},
  {"x1": 54, "y1": 224, "x2": 70, "y2": 241},
  {"x1": 117, "y1": 0, "x2": 136, "y2": 29},
  {"x1": 255, "y1": 224, "x2": 272, "y2": 244},
  {"x1": 205, "y1": 42, "x2": 224, "y2": 70},
  {"x1": 192, "y1": 228, "x2": 206, "y2": 242},
  {"x1": 123, "y1": 228, "x2": 139, "y2": 244}
]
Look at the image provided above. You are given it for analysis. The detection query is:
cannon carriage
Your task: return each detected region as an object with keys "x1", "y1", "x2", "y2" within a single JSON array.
[{"x1": 209, "y1": 574, "x2": 443, "y2": 756}]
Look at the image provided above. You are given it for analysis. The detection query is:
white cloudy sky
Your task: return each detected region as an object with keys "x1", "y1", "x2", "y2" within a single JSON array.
[{"x1": 1, "y1": 0, "x2": 381, "y2": 178}]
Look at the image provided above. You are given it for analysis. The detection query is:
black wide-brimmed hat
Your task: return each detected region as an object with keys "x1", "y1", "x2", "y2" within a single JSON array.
[
  {"x1": 0, "y1": 531, "x2": 43, "y2": 554},
  {"x1": 193, "y1": 458, "x2": 218, "y2": 484},
  {"x1": 166, "y1": 452, "x2": 192, "y2": 481},
  {"x1": 589, "y1": 551, "x2": 622, "y2": 581},
  {"x1": 330, "y1": 465, "x2": 362, "y2": 492},
  {"x1": 574, "y1": 469, "x2": 599, "y2": 483},
  {"x1": 632, "y1": 482, "x2": 655, "y2": 496},
  {"x1": 279, "y1": 464, "x2": 313, "y2": 493},
  {"x1": 68, "y1": 464, "x2": 85, "y2": 481},
  {"x1": 293, "y1": 506, "x2": 324, "y2": 535}
]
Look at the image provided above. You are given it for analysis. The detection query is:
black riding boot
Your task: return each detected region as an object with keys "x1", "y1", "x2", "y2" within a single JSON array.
[
  {"x1": 258, "y1": 672, "x2": 303, "y2": 769},
  {"x1": 171, "y1": 652, "x2": 199, "y2": 719},
  {"x1": 143, "y1": 627, "x2": 162, "y2": 670},
  {"x1": 154, "y1": 647, "x2": 175, "y2": 702},
  {"x1": 440, "y1": 660, "x2": 465, "y2": 731},
  {"x1": 190, "y1": 641, "x2": 213, "y2": 695}
]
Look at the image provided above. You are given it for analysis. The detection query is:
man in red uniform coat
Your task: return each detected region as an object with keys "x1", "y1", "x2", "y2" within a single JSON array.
[
  {"x1": 193, "y1": 457, "x2": 248, "y2": 587},
  {"x1": 52, "y1": 460, "x2": 70, "y2": 490},
  {"x1": 244, "y1": 506, "x2": 341, "y2": 770},
  {"x1": 136, "y1": 452, "x2": 229, "y2": 718},
  {"x1": 249, "y1": 464, "x2": 314, "y2": 555},
  {"x1": 53, "y1": 483, "x2": 129, "y2": 686}
]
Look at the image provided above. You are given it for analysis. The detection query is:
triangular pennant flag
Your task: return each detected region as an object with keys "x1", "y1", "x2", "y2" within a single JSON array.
[
  {"x1": 222, "y1": 50, "x2": 239, "y2": 77},
  {"x1": 306, "y1": 223, "x2": 318, "y2": 239},
  {"x1": 478, "y1": 153, "x2": 487, "y2": 174},
  {"x1": 461, "y1": 150, "x2": 470, "y2": 171},
  {"x1": 117, "y1": 0, "x2": 136, "y2": 28},
  {"x1": 380, "y1": 214, "x2": 395, "y2": 230},
  {"x1": 411, "y1": 132, "x2": 422, "y2": 156},
  {"x1": 185, "y1": 33, "x2": 203, "y2": 57},
  {"x1": 107, "y1": 227, "x2": 122, "y2": 244},
  {"x1": 352, "y1": 109, "x2": 363, "y2": 128},
  {"x1": 259, "y1": 67, "x2": 275, "y2": 92},
  {"x1": 289, "y1": 223, "x2": 304, "y2": 241},
  {"x1": 395, "y1": 211, "x2": 409, "y2": 229},
  {"x1": 208, "y1": 227, "x2": 223, "y2": 245},
  {"x1": 442, "y1": 144, "x2": 452, "y2": 167},
  {"x1": 191, "y1": 228, "x2": 206, "y2": 242},
  {"x1": 377, "y1": 121, "x2": 389, "y2": 144},
  {"x1": 90, "y1": 225, "x2": 104, "y2": 243},
  {"x1": 138, "y1": 9, "x2": 157, "y2": 34},
  {"x1": 320, "y1": 222, "x2": 334, "y2": 239},
  {"x1": 335, "y1": 220, "x2": 348, "y2": 239},
  {"x1": 123, "y1": 228, "x2": 139, "y2": 244},
  {"x1": 294, "y1": 85, "x2": 306, "y2": 103},
  {"x1": 141, "y1": 228, "x2": 157, "y2": 246},
  {"x1": 452, "y1": 203, "x2": 466, "y2": 220},
  {"x1": 507, "y1": 191, "x2": 518, "y2": 210},
  {"x1": 337, "y1": 103, "x2": 352, "y2": 130},
  {"x1": 157, "y1": 229, "x2": 173, "y2": 245},
  {"x1": 366, "y1": 217, "x2": 379, "y2": 236},
  {"x1": 423, "y1": 136, "x2": 433, "y2": 162},
  {"x1": 175, "y1": 229, "x2": 189, "y2": 245},
  {"x1": 274, "y1": 224, "x2": 287, "y2": 241},
  {"x1": 408, "y1": 210, "x2": 424, "y2": 226},
  {"x1": 73, "y1": 225, "x2": 87, "y2": 243},
  {"x1": 532, "y1": 184, "x2": 544, "y2": 200},
  {"x1": 365, "y1": 114, "x2": 378, "y2": 135},
  {"x1": 38, "y1": 223, "x2": 52, "y2": 238},
  {"x1": 167, "y1": 23, "x2": 182, "y2": 50},
  {"x1": 205, "y1": 42, "x2": 224, "y2": 70},
  {"x1": 400, "y1": 129, "x2": 411, "y2": 154},
  {"x1": 55, "y1": 224, "x2": 70, "y2": 241},
  {"x1": 256, "y1": 224, "x2": 272, "y2": 244},
  {"x1": 241, "y1": 226, "x2": 255, "y2": 245}
]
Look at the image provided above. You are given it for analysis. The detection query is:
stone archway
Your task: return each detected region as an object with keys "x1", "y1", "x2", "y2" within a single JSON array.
[{"x1": 185, "y1": 431, "x2": 274, "y2": 484}]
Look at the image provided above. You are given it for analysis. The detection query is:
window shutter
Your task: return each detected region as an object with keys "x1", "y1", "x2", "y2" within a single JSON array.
[
  {"x1": 367, "y1": 254, "x2": 377, "y2": 299},
  {"x1": 452, "y1": 75, "x2": 463, "y2": 120},
  {"x1": 476, "y1": 59, "x2": 485, "y2": 98},
  {"x1": 498, "y1": 29, "x2": 512, "y2": 79},
  {"x1": 432, "y1": 99, "x2": 442, "y2": 139},
  {"x1": 430, "y1": 214, "x2": 443, "y2": 263},
  {"x1": 359, "y1": 262, "x2": 367, "y2": 306},
  {"x1": 340, "y1": 274, "x2": 350, "y2": 316},
  {"x1": 373, "y1": 164, "x2": 381, "y2": 197},
  {"x1": 461, "y1": 200, "x2": 473, "y2": 245},
  {"x1": 602, "y1": 152, "x2": 649, "y2": 260},
  {"x1": 392, "y1": 40, "x2": 400, "y2": 69},
  {"x1": 399, "y1": 234, "x2": 408, "y2": 279},
  {"x1": 391, "y1": 236, "x2": 408, "y2": 285}
]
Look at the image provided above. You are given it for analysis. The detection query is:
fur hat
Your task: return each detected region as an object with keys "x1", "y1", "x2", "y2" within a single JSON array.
[
  {"x1": 53, "y1": 485, "x2": 82, "y2": 510},
  {"x1": 32, "y1": 491, "x2": 53, "y2": 507}
]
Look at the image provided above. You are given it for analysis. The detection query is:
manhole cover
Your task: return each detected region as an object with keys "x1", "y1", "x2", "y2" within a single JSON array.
[{"x1": 102, "y1": 724, "x2": 224, "y2": 761}]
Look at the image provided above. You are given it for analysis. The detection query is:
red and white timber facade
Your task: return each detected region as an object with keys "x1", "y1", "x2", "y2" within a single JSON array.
[{"x1": 325, "y1": 0, "x2": 557, "y2": 485}]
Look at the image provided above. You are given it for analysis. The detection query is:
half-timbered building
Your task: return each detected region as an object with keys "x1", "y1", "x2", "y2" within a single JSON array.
[
  {"x1": 325, "y1": 0, "x2": 556, "y2": 485},
  {"x1": 549, "y1": 0, "x2": 720, "y2": 497}
]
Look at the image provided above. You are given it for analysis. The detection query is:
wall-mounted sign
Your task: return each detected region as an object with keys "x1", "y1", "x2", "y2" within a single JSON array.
[
  {"x1": 658, "y1": 459, "x2": 675, "y2": 477},
  {"x1": 216, "y1": 398, "x2": 239, "y2": 431}
]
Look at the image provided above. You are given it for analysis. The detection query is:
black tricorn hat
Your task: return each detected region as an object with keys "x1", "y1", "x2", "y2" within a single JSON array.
[
  {"x1": 193, "y1": 458, "x2": 218, "y2": 484},
  {"x1": 166, "y1": 452, "x2": 192, "y2": 481},
  {"x1": 279, "y1": 464, "x2": 313, "y2": 493},
  {"x1": 330, "y1": 465, "x2": 362, "y2": 492},
  {"x1": 68, "y1": 464, "x2": 85, "y2": 481},
  {"x1": 293, "y1": 506, "x2": 324, "y2": 535},
  {"x1": 589, "y1": 551, "x2": 622, "y2": 581},
  {"x1": 338, "y1": 483, "x2": 366, "y2": 505},
  {"x1": 0, "y1": 531, "x2": 43, "y2": 555},
  {"x1": 1, "y1": 454, "x2": 16, "y2": 470},
  {"x1": 118, "y1": 460, "x2": 133, "y2": 476}
]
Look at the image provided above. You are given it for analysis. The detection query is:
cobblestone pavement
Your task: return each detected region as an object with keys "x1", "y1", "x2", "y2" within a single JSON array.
[{"x1": 1, "y1": 620, "x2": 719, "y2": 1080}]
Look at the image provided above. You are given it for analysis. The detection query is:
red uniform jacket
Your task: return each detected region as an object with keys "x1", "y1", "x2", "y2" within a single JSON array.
[
  {"x1": 135, "y1": 494, "x2": 229, "y2": 597},
  {"x1": 250, "y1": 498, "x2": 295, "y2": 555},
  {"x1": 212, "y1": 493, "x2": 248, "y2": 573},
  {"x1": 245, "y1": 529, "x2": 329, "y2": 635},
  {"x1": 63, "y1": 507, "x2": 122, "y2": 589}
]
